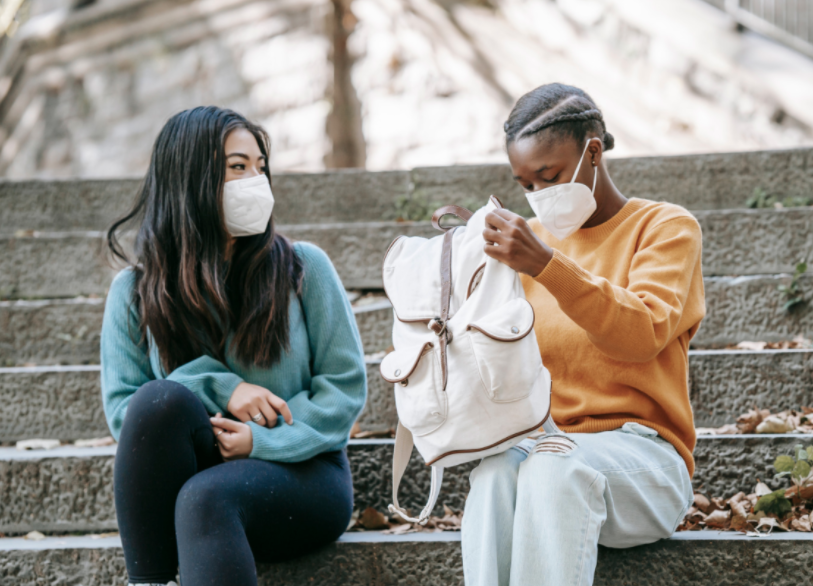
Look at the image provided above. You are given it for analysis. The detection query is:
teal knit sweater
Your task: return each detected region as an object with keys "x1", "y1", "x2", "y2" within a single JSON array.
[{"x1": 100, "y1": 242, "x2": 367, "y2": 462}]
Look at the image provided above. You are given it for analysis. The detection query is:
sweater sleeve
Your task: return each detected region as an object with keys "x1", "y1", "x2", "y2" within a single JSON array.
[
  {"x1": 100, "y1": 270, "x2": 154, "y2": 441},
  {"x1": 165, "y1": 356, "x2": 244, "y2": 415},
  {"x1": 534, "y1": 216, "x2": 704, "y2": 363},
  {"x1": 101, "y1": 271, "x2": 245, "y2": 440},
  {"x1": 247, "y1": 243, "x2": 367, "y2": 462}
]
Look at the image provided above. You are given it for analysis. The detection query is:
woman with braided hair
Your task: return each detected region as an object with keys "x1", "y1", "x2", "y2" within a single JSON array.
[{"x1": 462, "y1": 83, "x2": 703, "y2": 585}]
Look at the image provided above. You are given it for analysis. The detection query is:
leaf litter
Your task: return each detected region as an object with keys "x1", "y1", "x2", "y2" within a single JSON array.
[
  {"x1": 724, "y1": 336, "x2": 812, "y2": 351},
  {"x1": 348, "y1": 505, "x2": 463, "y2": 534},
  {"x1": 680, "y1": 442, "x2": 813, "y2": 534},
  {"x1": 696, "y1": 406, "x2": 813, "y2": 436}
]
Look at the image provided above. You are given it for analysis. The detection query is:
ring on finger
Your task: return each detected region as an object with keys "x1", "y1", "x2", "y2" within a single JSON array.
[
  {"x1": 251, "y1": 413, "x2": 263, "y2": 423},
  {"x1": 215, "y1": 430, "x2": 224, "y2": 437}
]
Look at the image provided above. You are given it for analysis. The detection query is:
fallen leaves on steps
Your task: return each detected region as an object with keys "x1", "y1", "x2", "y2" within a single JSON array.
[
  {"x1": 726, "y1": 336, "x2": 812, "y2": 351},
  {"x1": 696, "y1": 407, "x2": 813, "y2": 435},
  {"x1": 349, "y1": 422, "x2": 395, "y2": 439},
  {"x1": 348, "y1": 505, "x2": 463, "y2": 534},
  {"x1": 678, "y1": 487, "x2": 813, "y2": 534}
]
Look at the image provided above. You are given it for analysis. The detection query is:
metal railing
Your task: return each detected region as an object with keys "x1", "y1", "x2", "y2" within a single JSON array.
[{"x1": 725, "y1": 0, "x2": 813, "y2": 58}]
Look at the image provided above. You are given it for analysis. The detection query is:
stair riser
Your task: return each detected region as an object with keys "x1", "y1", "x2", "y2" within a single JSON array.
[
  {"x1": 698, "y1": 274, "x2": 813, "y2": 347},
  {"x1": 2, "y1": 351, "x2": 811, "y2": 441},
  {"x1": 0, "y1": 437, "x2": 800, "y2": 534},
  {"x1": 0, "y1": 363, "x2": 394, "y2": 442},
  {"x1": 2, "y1": 148, "x2": 811, "y2": 233},
  {"x1": 0, "y1": 300, "x2": 393, "y2": 366},
  {"x1": 3, "y1": 275, "x2": 812, "y2": 366},
  {"x1": 2, "y1": 209, "x2": 811, "y2": 297},
  {"x1": 1, "y1": 532, "x2": 811, "y2": 586},
  {"x1": 0, "y1": 444, "x2": 469, "y2": 534}
]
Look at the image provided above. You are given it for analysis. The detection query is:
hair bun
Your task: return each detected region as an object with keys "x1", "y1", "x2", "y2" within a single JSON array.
[{"x1": 603, "y1": 131, "x2": 615, "y2": 151}]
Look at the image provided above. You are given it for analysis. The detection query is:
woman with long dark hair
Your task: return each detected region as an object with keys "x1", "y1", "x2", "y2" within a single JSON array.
[
  {"x1": 102, "y1": 106, "x2": 366, "y2": 586},
  {"x1": 462, "y1": 84, "x2": 703, "y2": 585}
]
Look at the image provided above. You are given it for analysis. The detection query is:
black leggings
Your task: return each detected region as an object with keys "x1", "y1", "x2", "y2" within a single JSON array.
[{"x1": 114, "y1": 380, "x2": 354, "y2": 585}]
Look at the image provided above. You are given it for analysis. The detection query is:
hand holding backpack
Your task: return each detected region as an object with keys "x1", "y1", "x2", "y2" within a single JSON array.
[{"x1": 381, "y1": 197, "x2": 557, "y2": 524}]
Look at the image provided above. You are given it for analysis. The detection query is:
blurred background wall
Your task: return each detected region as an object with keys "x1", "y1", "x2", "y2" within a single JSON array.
[{"x1": 0, "y1": 0, "x2": 812, "y2": 178}]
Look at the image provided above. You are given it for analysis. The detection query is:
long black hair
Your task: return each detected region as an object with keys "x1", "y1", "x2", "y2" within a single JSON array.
[
  {"x1": 504, "y1": 83, "x2": 614, "y2": 151},
  {"x1": 108, "y1": 106, "x2": 304, "y2": 372}
]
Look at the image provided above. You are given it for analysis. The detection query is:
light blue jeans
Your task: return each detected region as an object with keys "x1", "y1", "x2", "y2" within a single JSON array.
[{"x1": 462, "y1": 422, "x2": 694, "y2": 586}]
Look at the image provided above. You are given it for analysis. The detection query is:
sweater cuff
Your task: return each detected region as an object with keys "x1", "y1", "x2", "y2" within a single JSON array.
[
  {"x1": 247, "y1": 419, "x2": 283, "y2": 460},
  {"x1": 211, "y1": 372, "x2": 244, "y2": 411},
  {"x1": 534, "y1": 249, "x2": 593, "y2": 303}
]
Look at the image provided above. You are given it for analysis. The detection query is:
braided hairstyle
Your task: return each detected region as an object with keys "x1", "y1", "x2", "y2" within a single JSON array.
[{"x1": 504, "y1": 83, "x2": 614, "y2": 151}]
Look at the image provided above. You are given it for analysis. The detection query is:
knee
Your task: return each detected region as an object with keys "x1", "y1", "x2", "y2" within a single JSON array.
[
  {"x1": 126, "y1": 380, "x2": 198, "y2": 426},
  {"x1": 520, "y1": 441, "x2": 601, "y2": 496},
  {"x1": 175, "y1": 474, "x2": 225, "y2": 533},
  {"x1": 469, "y1": 449, "x2": 522, "y2": 495}
]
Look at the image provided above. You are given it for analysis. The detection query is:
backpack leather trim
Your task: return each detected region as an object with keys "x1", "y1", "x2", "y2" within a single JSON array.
[
  {"x1": 425, "y1": 406, "x2": 552, "y2": 466},
  {"x1": 380, "y1": 341, "x2": 435, "y2": 383},
  {"x1": 465, "y1": 304, "x2": 536, "y2": 342}
]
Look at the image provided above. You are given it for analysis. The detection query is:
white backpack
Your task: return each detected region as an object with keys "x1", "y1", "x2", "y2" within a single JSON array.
[{"x1": 381, "y1": 197, "x2": 556, "y2": 524}]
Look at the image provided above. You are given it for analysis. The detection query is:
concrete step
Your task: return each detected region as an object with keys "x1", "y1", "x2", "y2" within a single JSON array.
[
  {"x1": 0, "y1": 435, "x2": 804, "y2": 534},
  {"x1": 0, "y1": 360, "x2": 394, "y2": 442},
  {"x1": 1, "y1": 349, "x2": 810, "y2": 442},
  {"x1": 1, "y1": 531, "x2": 811, "y2": 586},
  {"x1": 2, "y1": 275, "x2": 811, "y2": 366},
  {"x1": 2, "y1": 208, "x2": 811, "y2": 297},
  {"x1": 699, "y1": 274, "x2": 813, "y2": 347},
  {"x1": 1, "y1": 148, "x2": 811, "y2": 233},
  {"x1": 0, "y1": 296, "x2": 393, "y2": 367}
]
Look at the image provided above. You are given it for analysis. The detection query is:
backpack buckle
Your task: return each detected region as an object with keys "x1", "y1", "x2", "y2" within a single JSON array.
[{"x1": 429, "y1": 317, "x2": 453, "y2": 343}]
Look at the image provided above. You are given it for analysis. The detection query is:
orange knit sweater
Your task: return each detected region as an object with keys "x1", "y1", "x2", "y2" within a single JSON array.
[{"x1": 523, "y1": 198, "x2": 705, "y2": 476}]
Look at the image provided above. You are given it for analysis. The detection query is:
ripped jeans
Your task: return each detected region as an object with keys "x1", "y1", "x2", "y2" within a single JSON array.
[{"x1": 461, "y1": 422, "x2": 694, "y2": 586}]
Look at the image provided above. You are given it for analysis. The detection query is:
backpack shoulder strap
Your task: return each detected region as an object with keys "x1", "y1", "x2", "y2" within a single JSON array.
[{"x1": 388, "y1": 421, "x2": 445, "y2": 525}]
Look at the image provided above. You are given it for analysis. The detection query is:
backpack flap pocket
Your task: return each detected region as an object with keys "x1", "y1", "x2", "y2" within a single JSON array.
[
  {"x1": 466, "y1": 298, "x2": 542, "y2": 403},
  {"x1": 381, "y1": 342, "x2": 447, "y2": 436}
]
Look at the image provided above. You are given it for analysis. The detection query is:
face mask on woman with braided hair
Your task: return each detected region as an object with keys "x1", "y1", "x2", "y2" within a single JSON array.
[{"x1": 525, "y1": 137, "x2": 600, "y2": 240}]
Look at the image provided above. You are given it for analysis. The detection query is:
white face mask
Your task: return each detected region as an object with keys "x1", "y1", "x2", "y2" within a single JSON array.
[
  {"x1": 525, "y1": 137, "x2": 599, "y2": 241},
  {"x1": 222, "y1": 174, "x2": 275, "y2": 237}
]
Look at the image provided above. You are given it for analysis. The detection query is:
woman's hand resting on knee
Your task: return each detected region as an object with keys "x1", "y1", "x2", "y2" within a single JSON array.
[
  {"x1": 210, "y1": 413, "x2": 253, "y2": 460},
  {"x1": 227, "y1": 382, "x2": 293, "y2": 428}
]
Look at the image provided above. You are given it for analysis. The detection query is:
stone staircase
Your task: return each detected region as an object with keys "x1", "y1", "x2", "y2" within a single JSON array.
[{"x1": 2, "y1": 148, "x2": 813, "y2": 584}]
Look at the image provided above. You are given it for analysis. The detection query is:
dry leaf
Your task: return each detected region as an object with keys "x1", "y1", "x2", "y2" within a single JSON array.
[
  {"x1": 693, "y1": 493, "x2": 711, "y2": 513},
  {"x1": 791, "y1": 516, "x2": 813, "y2": 532},
  {"x1": 786, "y1": 484, "x2": 813, "y2": 500},
  {"x1": 730, "y1": 513, "x2": 750, "y2": 532},
  {"x1": 736, "y1": 409, "x2": 767, "y2": 433},
  {"x1": 756, "y1": 517, "x2": 779, "y2": 532},
  {"x1": 756, "y1": 415, "x2": 794, "y2": 434},
  {"x1": 755, "y1": 482, "x2": 772, "y2": 496},
  {"x1": 704, "y1": 509, "x2": 730, "y2": 528},
  {"x1": 747, "y1": 510, "x2": 766, "y2": 523},
  {"x1": 735, "y1": 341, "x2": 767, "y2": 351},
  {"x1": 729, "y1": 497, "x2": 750, "y2": 521},
  {"x1": 74, "y1": 436, "x2": 115, "y2": 448},
  {"x1": 359, "y1": 507, "x2": 389, "y2": 530},
  {"x1": 16, "y1": 439, "x2": 61, "y2": 451},
  {"x1": 696, "y1": 424, "x2": 739, "y2": 436},
  {"x1": 23, "y1": 531, "x2": 45, "y2": 541},
  {"x1": 352, "y1": 429, "x2": 395, "y2": 439},
  {"x1": 383, "y1": 523, "x2": 415, "y2": 535}
]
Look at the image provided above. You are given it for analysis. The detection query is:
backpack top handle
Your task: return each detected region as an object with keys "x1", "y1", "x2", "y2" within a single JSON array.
[
  {"x1": 430, "y1": 196, "x2": 504, "y2": 232},
  {"x1": 431, "y1": 205, "x2": 473, "y2": 231}
]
